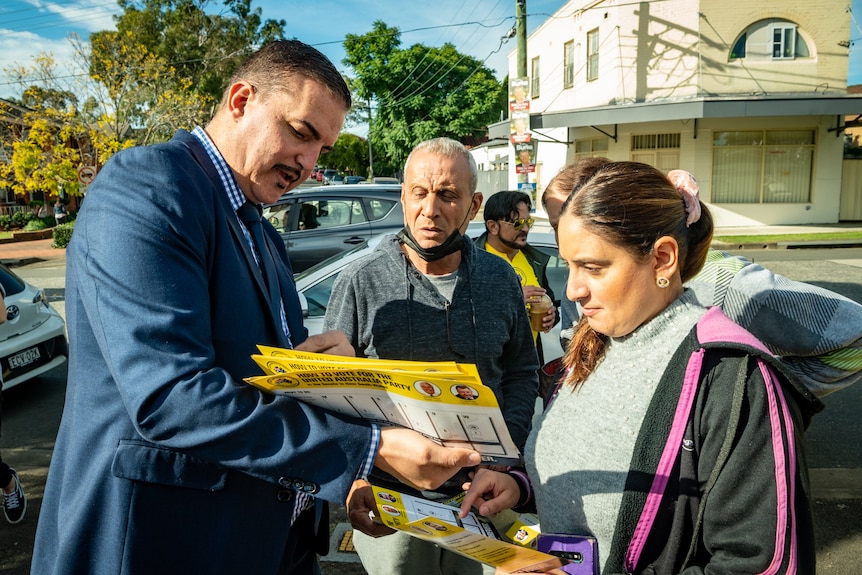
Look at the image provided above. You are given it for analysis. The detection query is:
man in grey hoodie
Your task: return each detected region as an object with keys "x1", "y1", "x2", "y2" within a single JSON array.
[{"x1": 324, "y1": 138, "x2": 539, "y2": 575}]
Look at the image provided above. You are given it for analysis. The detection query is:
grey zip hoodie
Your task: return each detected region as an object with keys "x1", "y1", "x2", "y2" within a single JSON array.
[{"x1": 323, "y1": 234, "x2": 540, "y2": 450}]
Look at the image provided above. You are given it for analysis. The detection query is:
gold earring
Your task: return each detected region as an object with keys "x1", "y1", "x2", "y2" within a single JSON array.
[{"x1": 656, "y1": 277, "x2": 670, "y2": 288}]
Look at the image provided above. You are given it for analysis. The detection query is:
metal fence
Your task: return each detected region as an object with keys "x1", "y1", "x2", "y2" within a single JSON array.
[
  {"x1": 0, "y1": 205, "x2": 28, "y2": 217},
  {"x1": 476, "y1": 171, "x2": 509, "y2": 202}
]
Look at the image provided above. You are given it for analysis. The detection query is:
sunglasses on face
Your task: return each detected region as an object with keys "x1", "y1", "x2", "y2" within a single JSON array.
[{"x1": 499, "y1": 217, "x2": 535, "y2": 231}]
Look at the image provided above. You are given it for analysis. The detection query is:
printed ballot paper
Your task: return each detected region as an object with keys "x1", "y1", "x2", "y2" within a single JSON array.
[
  {"x1": 369, "y1": 485, "x2": 563, "y2": 573},
  {"x1": 245, "y1": 346, "x2": 523, "y2": 466}
]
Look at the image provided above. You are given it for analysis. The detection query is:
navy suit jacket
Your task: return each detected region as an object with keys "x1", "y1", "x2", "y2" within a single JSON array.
[{"x1": 32, "y1": 131, "x2": 372, "y2": 574}]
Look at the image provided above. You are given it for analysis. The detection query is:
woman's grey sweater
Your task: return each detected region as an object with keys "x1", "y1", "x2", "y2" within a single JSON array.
[{"x1": 525, "y1": 290, "x2": 706, "y2": 569}]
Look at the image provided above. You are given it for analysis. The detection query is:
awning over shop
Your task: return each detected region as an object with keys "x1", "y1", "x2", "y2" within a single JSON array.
[{"x1": 488, "y1": 94, "x2": 862, "y2": 140}]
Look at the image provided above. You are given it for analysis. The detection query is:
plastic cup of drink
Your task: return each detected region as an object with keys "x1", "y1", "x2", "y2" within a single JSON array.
[{"x1": 529, "y1": 294, "x2": 553, "y2": 332}]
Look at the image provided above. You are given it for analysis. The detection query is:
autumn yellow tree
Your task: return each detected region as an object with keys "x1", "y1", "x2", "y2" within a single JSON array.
[
  {"x1": 83, "y1": 31, "x2": 212, "y2": 146},
  {"x1": 0, "y1": 55, "x2": 131, "y2": 202},
  {"x1": 0, "y1": 37, "x2": 203, "y2": 202},
  {"x1": 0, "y1": 95, "x2": 123, "y2": 203}
]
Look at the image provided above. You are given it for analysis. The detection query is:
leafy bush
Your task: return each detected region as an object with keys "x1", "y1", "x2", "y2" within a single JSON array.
[
  {"x1": 24, "y1": 218, "x2": 49, "y2": 231},
  {"x1": 11, "y1": 211, "x2": 33, "y2": 228},
  {"x1": 52, "y1": 221, "x2": 75, "y2": 248},
  {"x1": 0, "y1": 210, "x2": 54, "y2": 231}
]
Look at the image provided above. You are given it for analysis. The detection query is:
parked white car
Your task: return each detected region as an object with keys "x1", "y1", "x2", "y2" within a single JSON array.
[
  {"x1": 0, "y1": 263, "x2": 68, "y2": 390},
  {"x1": 294, "y1": 223, "x2": 567, "y2": 362}
]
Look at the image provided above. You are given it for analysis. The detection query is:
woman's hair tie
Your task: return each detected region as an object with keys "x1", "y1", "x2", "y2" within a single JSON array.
[{"x1": 667, "y1": 169, "x2": 701, "y2": 227}]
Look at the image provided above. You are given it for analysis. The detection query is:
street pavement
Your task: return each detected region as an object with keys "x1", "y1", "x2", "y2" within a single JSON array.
[
  {"x1": 1, "y1": 228, "x2": 861, "y2": 574},
  {"x1": 0, "y1": 238, "x2": 63, "y2": 264}
]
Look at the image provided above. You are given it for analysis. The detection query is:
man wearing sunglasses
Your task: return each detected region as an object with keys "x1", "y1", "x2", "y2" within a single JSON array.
[{"x1": 475, "y1": 190, "x2": 557, "y2": 362}]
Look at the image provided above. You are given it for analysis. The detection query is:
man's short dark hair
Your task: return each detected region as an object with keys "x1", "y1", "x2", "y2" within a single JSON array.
[
  {"x1": 484, "y1": 190, "x2": 532, "y2": 225},
  {"x1": 221, "y1": 39, "x2": 351, "y2": 110}
]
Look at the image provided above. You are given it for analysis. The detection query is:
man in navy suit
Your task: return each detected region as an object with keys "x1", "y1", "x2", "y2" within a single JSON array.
[{"x1": 32, "y1": 40, "x2": 480, "y2": 575}]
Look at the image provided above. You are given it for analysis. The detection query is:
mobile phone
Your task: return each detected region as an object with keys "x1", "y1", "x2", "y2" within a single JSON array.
[{"x1": 536, "y1": 534, "x2": 598, "y2": 575}]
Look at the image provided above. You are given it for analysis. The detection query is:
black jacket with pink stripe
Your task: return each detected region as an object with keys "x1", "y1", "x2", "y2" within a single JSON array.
[{"x1": 604, "y1": 308, "x2": 820, "y2": 574}]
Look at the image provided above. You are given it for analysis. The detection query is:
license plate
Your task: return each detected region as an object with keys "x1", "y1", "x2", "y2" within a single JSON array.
[{"x1": 9, "y1": 347, "x2": 41, "y2": 369}]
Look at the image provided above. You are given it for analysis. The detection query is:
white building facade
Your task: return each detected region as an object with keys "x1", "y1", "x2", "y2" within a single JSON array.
[{"x1": 487, "y1": 0, "x2": 861, "y2": 226}]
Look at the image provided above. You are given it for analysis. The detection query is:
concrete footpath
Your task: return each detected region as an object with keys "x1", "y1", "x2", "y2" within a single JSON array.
[
  {"x1": 710, "y1": 222, "x2": 862, "y2": 250},
  {"x1": 0, "y1": 237, "x2": 64, "y2": 264}
]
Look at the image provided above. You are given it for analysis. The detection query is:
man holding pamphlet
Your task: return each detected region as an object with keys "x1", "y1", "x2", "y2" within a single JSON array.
[{"x1": 32, "y1": 42, "x2": 480, "y2": 575}]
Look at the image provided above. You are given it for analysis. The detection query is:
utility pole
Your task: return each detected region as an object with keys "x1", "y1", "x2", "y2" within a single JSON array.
[
  {"x1": 516, "y1": 0, "x2": 528, "y2": 187},
  {"x1": 517, "y1": 0, "x2": 527, "y2": 79},
  {"x1": 366, "y1": 99, "x2": 374, "y2": 180}
]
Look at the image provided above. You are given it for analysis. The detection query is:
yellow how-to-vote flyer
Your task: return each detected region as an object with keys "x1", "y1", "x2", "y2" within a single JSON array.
[
  {"x1": 370, "y1": 485, "x2": 562, "y2": 573},
  {"x1": 246, "y1": 348, "x2": 520, "y2": 466},
  {"x1": 254, "y1": 345, "x2": 472, "y2": 376}
]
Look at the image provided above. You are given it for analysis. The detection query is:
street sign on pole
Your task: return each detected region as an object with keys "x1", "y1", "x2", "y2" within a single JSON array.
[{"x1": 77, "y1": 165, "x2": 97, "y2": 185}]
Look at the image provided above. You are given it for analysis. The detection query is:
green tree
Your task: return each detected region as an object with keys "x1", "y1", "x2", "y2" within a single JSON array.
[
  {"x1": 0, "y1": 0, "x2": 285, "y2": 201},
  {"x1": 323, "y1": 133, "x2": 369, "y2": 177},
  {"x1": 344, "y1": 21, "x2": 506, "y2": 169},
  {"x1": 84, "y1": 30, "x2": 210, "y2": 145},
  {"x1": 108, "y1": 0, "x2": 286, "y2": 104}
]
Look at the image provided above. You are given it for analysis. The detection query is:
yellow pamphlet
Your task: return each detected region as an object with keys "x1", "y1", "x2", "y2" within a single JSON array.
[
  {"x1": 246, "y1": 347, "x2": 521, "y2": 465},
  {"x1": 369, "y1": 485, "x2": 562, "y2": 573}
]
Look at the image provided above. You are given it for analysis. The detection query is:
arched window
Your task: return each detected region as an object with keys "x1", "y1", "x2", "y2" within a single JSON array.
[
  {"x1": 729, "y1": 19, "x2": 812, "y2": 61},
  {"x1": 731, "y1": 32, "x2": 747, "y2": 59}
]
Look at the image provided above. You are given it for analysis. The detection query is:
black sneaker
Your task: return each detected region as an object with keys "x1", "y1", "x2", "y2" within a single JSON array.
[{"x1": 3, "y1": 469, "x2": 26, "y2": 524}]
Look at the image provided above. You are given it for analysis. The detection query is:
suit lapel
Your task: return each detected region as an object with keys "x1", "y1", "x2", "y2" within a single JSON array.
[{"x1": 178, "y1": 131, "x2": 288, "y2": 345}]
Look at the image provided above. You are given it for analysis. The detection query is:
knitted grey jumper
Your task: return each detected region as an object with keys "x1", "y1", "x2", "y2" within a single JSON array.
[{"x1": 525, "y1": 290, "x2": 706, "y2": 571}]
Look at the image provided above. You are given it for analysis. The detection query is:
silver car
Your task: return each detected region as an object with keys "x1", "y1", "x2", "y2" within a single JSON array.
[
  {"x1": 294, "y1": 222, "x2": 567, "y2": 361},
  {"x1": 0, "y1": 264, "x2": 68, "y2": 390},
  {"x1": 263, "y1": 184, "x2": 404, "y2": 273}
]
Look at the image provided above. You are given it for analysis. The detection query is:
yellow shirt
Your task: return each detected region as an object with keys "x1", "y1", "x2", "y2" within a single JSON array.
[{"x1": 485, "y1": 242, "x2": 541, "y2": 341}]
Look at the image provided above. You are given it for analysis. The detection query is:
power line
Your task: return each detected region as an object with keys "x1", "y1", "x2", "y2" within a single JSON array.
[
  {"x1": 403, "y1": 30, "x2": 513, "y2": 131},
  {"x1": 0, "y1": 4, "x2": 521, "y2": 97},
  {"x1": 388, "y1": 2, "x2": 491, "y2": 101},
  {"x1": 0, "y1": 0, "x2": 114, "y2": 20},
  {"x1": 309, "y1": 16, "x2": 517, "y2": 48},
  {"x1": 0, "y1": 0, "x2": 120, "y2": 36},
  {"x1": 0, "y1": 52, "x2": 235, "y2": 90},
  {"x1": 382, "y1": 13, "x2": 514, "y2": 105}
]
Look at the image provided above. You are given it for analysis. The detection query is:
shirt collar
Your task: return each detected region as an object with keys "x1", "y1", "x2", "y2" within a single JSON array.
[
  {"x1": 191, "y1": 126, "x2": 247, "y2": 212},
  {"x1": 484, "y1": 240, "x2": 517, "y2": 262}
]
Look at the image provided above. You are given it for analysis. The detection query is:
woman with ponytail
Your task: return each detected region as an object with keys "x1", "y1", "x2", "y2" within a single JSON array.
[{"x1": 461, "y1": 162, "x2": 815, "y2": 574}]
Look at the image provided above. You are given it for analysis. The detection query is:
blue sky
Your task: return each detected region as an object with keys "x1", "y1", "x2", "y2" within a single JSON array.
[
  {"x1": 1, "y1": 0, "x2": 860, "y2": 100},
  {"x1": 0, "y1": 0, "x2": 564, "y2": 99}
]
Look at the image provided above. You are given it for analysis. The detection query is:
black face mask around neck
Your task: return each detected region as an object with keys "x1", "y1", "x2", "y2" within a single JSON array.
[
  {"x1": 397, "y1": 226, "x2": 465, "y2": 262},
  {"x1": 398, "y1": 194, "x2": 476, "y2": 262}
]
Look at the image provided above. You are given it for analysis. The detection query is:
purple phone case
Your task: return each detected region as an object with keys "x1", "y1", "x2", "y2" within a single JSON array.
[{"x1": 536, "y1": 534, "x2": 598, "y2": 575}]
